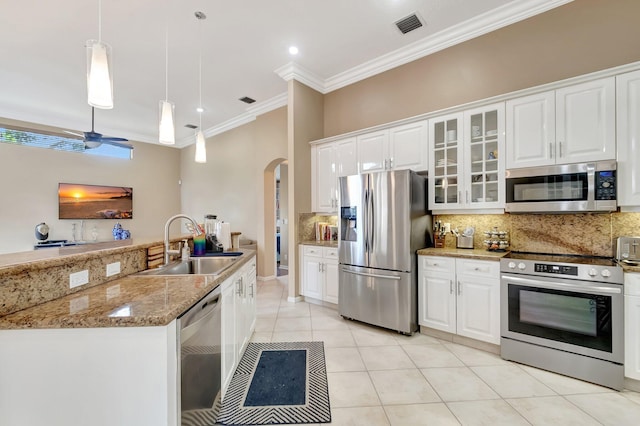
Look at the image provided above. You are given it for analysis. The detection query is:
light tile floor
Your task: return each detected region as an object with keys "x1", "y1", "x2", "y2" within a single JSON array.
[{"x1": 254, "y1": 276, "x2": 640, "y2": 425}]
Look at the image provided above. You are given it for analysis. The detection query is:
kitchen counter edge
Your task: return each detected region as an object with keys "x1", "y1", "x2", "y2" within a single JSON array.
[{"x1": 417, "y1": 247, "x2": 508, "y2": 261}]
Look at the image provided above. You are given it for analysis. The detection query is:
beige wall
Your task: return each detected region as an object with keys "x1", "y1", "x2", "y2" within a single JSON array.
[
  {"x1": 324, "y1": 0, "x2": 640, "y2": 136},
  {"x1": 180, "y1": 107, "x2": 287, "y2": 277},
  {"x1": 287, "y1": 81, "x2": 324, "y2": 298},
  {"x1": 0, "y1": 118, "x2": 182, "y2": 254}
]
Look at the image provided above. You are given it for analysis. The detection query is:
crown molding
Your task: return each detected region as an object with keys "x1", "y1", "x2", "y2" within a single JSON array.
[
  {"x1": 177, "y1": 92, "x2": 288, "y2": 147},
  {"x1": 323, "y1": 0, "x2": 573, "y2": 92},
  {"x1": 274, "y1": 62, "x2": 326, "y2": 93},
  {"x1": 179, "y1": 0, "x2": 573, "y2": 146}
]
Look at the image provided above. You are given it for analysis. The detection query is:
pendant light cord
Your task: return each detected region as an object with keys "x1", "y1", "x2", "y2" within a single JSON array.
[
  {"x1": 165, "y1": 0, "x2": 169, "y2": 101},
  {"x1": 198, "y1": 15, "x2": 203, "y2": 129},
  {"x1": 98, "y1": 0, "x2": 102, "y2": 42}
]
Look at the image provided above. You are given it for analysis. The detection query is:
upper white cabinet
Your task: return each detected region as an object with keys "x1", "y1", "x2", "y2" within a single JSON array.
[
  {"x1": 357, "y1": 120, "x2": 428, "y2": 173},
  {"x1": 507, "y1": 77, "x2": 616, "y2": 169},
  {"x1": 429, "y1": 103, "x2": 505, "y2": 211},
  {"x1": 617, "y1": 70, "x2": 640, "y2": 207},
  {"x1": 506, "y1": 91, "x2": 555, "y2": 168},
  {"x1": 312, "y1": 137, "x2": 357, "y2": 213}
]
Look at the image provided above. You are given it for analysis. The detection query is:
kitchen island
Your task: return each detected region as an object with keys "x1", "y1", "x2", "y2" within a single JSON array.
[{"x1": 0, "y1": 241, "x2": 256, "y2": 426}]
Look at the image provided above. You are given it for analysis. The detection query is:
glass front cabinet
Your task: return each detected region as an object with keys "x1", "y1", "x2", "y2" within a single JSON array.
[{"x1": 429, "y1": 103, "x2": 505, "y2": 211}]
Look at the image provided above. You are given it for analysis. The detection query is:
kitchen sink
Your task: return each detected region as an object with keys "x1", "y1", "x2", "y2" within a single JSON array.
[{"x1": 136, "y1": 256, "x2": 239, "y2": 276}]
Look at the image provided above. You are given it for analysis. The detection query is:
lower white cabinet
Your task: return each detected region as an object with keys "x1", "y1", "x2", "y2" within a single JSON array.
[
  {"x1": 299, "y1": 245, "x2": 339, "y2": 304},
  {"x1": 221, "y1": 255, "x2": 257, "y2": 397},
  {"x1": 625, "y1": 272, "x2": 640, "y2": 380},
  {"x1": 418, "y1": 255, "x2": 500, "y2": 345}
]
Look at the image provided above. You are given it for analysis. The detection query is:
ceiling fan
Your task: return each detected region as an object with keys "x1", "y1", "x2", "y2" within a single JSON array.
[{"x1": 65, "y1": 107, "x2": 133, "y2": 150}]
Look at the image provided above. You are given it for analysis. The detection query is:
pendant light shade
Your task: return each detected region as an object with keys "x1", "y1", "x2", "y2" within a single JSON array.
[
  {"x1": 195, "y1": 130, "x2": 207, "y2": 163},
  {"x1": 194, "y1": 11, "x2": 207, "y2": 163},
  {"x1": 86, "y1": 39, "x2": 114, "y2": 109},
  {"x1": 158, "y1": 100, "x2": 175, "y2": 144}
]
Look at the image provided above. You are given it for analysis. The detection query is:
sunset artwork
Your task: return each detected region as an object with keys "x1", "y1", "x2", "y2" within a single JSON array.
[{"x1": 58, "y1": 183, "x2": 133, "y2": 219}]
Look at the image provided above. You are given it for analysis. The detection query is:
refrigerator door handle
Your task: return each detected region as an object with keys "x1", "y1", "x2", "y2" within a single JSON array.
[
  {"x1": 341, "y1": 267, "x2": 402, "y2": 281},
  {"x1": 368, "y1": 188, "x2": 375, "y2": 252},
  {"x1": 363, "y1": 187, "x2": 369, "y2": 253}
]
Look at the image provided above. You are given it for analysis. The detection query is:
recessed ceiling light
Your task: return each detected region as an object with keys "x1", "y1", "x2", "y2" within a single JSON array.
[
  {"x1": 196, "y1": 107, "x2": 204, "y2": 113},
  {"x1": 288, "y1": 46, "x2": 299, "y2": 55}
]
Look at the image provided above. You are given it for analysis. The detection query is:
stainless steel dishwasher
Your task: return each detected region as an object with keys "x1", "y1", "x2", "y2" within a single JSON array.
[{"x1": 178, "y1": 285, "x2": 222, "y2": 425}]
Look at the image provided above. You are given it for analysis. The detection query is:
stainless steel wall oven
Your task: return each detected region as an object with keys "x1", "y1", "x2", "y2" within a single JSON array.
[{"x1": 500, "y1": 253, "x2": 624, "y2": 390}]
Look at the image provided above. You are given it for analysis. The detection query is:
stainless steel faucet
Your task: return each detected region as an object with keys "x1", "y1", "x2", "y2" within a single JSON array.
[{"x1": 164, "y1": 214, "x2": 203, "y2": 265}]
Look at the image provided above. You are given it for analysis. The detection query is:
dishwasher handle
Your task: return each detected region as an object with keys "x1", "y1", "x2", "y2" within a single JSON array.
[{"x1": 179, "y1": 286, "x2": 221, "y2": 331}]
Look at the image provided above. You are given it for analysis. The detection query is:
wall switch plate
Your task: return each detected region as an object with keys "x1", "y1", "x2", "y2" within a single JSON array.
[
  {"x1": 106, "y1": 262, "x2": 121, "y2": 277},
  {"x1": 69, "y1": 270, "x2": 89, "y2": 288}
]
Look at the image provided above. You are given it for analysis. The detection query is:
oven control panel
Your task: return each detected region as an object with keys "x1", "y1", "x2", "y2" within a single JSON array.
[{"x1": 534, "y1": 263, "x2": 578, "y2": 276}]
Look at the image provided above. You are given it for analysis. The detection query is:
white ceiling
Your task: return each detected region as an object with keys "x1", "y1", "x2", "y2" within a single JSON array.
[{"x1": 0, "y1": 0, "x2": 571, "y2": 148}]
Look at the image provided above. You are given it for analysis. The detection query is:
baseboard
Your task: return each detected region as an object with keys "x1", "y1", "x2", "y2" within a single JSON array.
[
  {"x1": 419, "y1": 326, "x2": 500, "y2": 355},
  {"x1": 287, "y1": 296, "x2": 304, "y2": 303},
  {"x1": 278, "y1": 265, "x2": 289, "y2": 270},
  {"x1": 257, "y1": 275, "x2": 276, "y2": 281}
]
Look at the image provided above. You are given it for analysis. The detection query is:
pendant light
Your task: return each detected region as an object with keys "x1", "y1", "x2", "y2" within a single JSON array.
[
  {"x1": 158, "y1": 0, "x2": 175, "y2": 144},
  {"x1": 194, "y1": 11, "x2": 207, "y2": 163},
  {"x1": 86, "y1": 0, "x2": 114, "y2": 109}
]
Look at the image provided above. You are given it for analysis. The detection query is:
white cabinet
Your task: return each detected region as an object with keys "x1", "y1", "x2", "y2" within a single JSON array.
[
  {"x1": 617, "y1": 70, "x2": 640, "y2": 208},
  {"x1": 506, "y1": 91, "x2": 556, "y2": 168},
  {"x1": 312, "y1": 137, "x2": 357, "y2": 212},
  {"x1": 357, "y1": 120, "x2": 428, "y2": 173},
  {"x1": 418, "y1": 256, "x2": 500, "y2": 345},
  {"x1": 221, "y1": 255, "x2": 257, "y2": 397},
  {"x1": 299, "y1": 245, "x2": 339, "y2": 304},
  {"x1": 506, "y1": 77, "x2": 615, "y2": 169},
  {"x1": 429, "y1": 103, "x2": 505, "y2": 211},
  {"x1": 625, "y1": 272, "x2": 640, "y2": 380}
]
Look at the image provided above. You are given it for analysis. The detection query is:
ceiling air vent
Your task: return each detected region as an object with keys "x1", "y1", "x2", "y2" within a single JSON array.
[
  {"x1": 395, "y1": 13, "x2": 423, "y2": 35},
  {"x1": 184, "y1": 124, "x2": 198, "y2": 129},
  {"x1": 239, "y1": 96, "x2": 256, "y2": 104}
]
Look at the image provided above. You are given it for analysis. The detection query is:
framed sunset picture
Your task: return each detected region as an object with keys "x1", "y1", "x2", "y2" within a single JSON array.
[{"x1": 58, "y1": 183, "x2": 133, "y2": 219}]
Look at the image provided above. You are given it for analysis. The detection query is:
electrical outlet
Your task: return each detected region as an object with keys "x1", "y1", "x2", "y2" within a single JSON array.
[
  {"x1": 106, "y1": 262, "x2": 121, "y2": 277},
  {"x1": 69, "y1": 270, "x2": 89, "y2": 288},
  {"x1": 444, "y1": 223, "x2": 451, "y2": 233}
]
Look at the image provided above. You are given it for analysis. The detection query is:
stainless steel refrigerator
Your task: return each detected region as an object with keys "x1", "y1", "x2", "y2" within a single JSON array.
[{"x1": 338, "y1": 169, "x2": 431, "y2": 334}]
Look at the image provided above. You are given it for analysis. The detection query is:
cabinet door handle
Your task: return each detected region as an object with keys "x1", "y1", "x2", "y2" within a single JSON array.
[
  {"x1": 559, "y1": 141, "x2": 563, "y2": 158},
  {"x1": 466, "y1": 191, "x2": 469, "y2": 204},
  {"x1": 318, "y1": 263, "x2": 321, "y2": 273},
  {"x1": 449, "y1": 279, "x2": 453, "y2": 294},
  {"x1": 389, "y1": 158, "x2": 393, "y2": 169},
  {"x1": 457, "y1": 280, "x2": 461, "y2": 295},
  {"x1": 249, "y1": 282, "x2": 254, "y2": 297}
]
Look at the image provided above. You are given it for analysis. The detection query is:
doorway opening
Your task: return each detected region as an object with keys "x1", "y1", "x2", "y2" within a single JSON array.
[{"x1": 275, "y1": 162, "x2": 288, "y2": 276}]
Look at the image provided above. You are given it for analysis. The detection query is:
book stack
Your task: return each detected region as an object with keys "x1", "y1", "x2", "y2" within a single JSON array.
[{"x1": 315, "y1": 222, "x2": 333, "y2": 241}]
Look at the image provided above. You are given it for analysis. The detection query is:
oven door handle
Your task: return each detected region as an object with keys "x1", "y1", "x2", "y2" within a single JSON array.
[{"x1": 502, "y1": 275, "x2": 622, "y2": 295}]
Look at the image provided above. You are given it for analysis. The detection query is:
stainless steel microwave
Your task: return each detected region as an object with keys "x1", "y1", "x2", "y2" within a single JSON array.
[{"x1": 505, "y1": 160, "x2": 617, "y2": 213}]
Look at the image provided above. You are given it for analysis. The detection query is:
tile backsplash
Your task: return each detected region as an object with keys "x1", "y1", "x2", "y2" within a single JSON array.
[
  {"x1": 435, "y1": 212, "x2": 640, "y2": 257},
  {"x1": 298, "y1": 213, "x2": 338, "y2": 242}
]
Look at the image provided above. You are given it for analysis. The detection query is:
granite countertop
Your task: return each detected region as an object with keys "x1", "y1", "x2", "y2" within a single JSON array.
[
  {"x1": 417, "y1": 247, "x2": 508, "y2": 261},
  {"x1": 0, "y1": 236, "x2": 187, "y2": 271},
  {"x1": 0, "y1": 250, "x2": 255, "y2": 330},
  {"x1": 300, "y1": 240, "x2": 339, "y2": 248}
]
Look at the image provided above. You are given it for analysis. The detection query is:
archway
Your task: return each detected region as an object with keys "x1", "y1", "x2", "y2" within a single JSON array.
[{"x1": 260, "y1": 158, "x2": 287, "y2": 280}]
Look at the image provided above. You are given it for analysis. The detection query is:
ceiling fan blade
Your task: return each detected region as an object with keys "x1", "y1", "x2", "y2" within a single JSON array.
[
  {"x1": 100, "y1": 140, "x2": 134, "y2": 150},
  {"x1": 63, "y1": 130, "x2": 84, "y2": 138},
  {"x1": 100, "y1": 136, "x2": 129, "y2": 142}
]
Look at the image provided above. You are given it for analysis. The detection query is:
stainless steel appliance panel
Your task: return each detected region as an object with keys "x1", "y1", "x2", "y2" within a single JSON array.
[
  {"x1": 505, "y1": 160, "x2": 617, "y2": 213},
  {"x1": 368, "y1": 170, "x2": 412, "y2": 272},
  {"x1": 500, "y1": 273, "x2": 623, "y2": 364},
  {"x1": 339, "y1": 265, "x2": 415, "y2": 334},
  {"x1": 177, "y1": 286, "x2": 222, "y2": 425},
  {"x1": 339, "y1": 174, "x2": 368, "y2": 268}
]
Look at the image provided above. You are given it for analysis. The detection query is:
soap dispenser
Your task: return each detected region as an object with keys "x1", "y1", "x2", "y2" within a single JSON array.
[{"x1": 181, "y1": 239, "x2": 190, "y2": 260}]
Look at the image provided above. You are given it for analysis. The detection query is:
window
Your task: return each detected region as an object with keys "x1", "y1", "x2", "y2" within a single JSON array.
[{"x1": 0, "y1": 126, "x2": 132, "y2": 159}]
